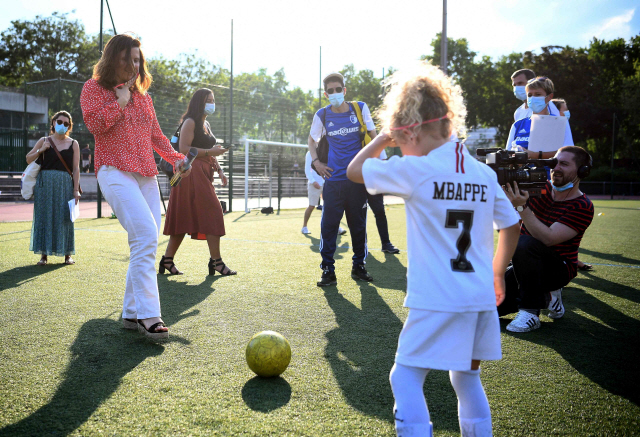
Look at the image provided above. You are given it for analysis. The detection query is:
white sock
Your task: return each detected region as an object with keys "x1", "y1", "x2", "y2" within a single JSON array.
[
  {"x1": 389, "y1": 363, "x2": 432, "y2": 436},
  {"x1": 395, "y1": 422, "x2": 433, "y2": 437},
  {"x1": 459, "y1": 418, "x2": 493, "y2": 437},
  {"x1": 450, "y1": 369, "x2": 493, "y2": 436}
]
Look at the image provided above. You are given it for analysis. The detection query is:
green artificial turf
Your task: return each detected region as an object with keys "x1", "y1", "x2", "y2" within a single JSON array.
[{"x1": 0, "y1": 201, "x2": 639, "y2": 436}]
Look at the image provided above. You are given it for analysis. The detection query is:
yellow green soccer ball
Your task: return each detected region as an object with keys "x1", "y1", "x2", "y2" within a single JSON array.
[{"x1": 246, "y1": 331, "x2": 292, "y2": 377}]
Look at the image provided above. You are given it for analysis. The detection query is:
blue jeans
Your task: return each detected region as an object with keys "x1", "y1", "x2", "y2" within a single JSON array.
[{"x1": 320, "y1": 179, "x2": 368, "y2": 271}]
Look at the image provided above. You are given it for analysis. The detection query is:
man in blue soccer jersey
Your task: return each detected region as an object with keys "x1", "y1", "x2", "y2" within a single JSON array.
[{"x1": 308, "y1": 72, "x2": 377, "y2": 286}]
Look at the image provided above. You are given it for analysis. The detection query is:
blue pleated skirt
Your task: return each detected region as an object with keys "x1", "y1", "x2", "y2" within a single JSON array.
[{"x1": 30, "y1": 170, "x2": 75, "y2": 256}]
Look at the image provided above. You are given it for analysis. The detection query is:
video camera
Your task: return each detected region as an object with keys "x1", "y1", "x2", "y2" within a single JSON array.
[{"x1": 476, "y1": 148, "x2": 558, "y2": 197}]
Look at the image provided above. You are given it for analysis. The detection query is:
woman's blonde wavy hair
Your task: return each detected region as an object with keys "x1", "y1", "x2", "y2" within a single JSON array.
[{"x1": 377, "y1": 62, "x2": 466, "y2": 141}]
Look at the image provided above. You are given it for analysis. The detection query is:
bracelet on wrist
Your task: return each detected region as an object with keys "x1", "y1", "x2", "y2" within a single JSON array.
[{"x1": 312, "y1": 158, "x2": 319, "y2": 163}]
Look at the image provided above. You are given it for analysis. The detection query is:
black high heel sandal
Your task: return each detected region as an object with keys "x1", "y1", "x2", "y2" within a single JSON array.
[
  {"x1": 159, "y1": 255, "x2": 183, "y2": 275},
  {"x1": 208, "y1": 258, "x2": 237, "y2": 276}
]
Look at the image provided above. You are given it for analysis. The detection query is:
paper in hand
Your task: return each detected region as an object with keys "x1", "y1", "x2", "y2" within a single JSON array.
[
  {"x1": 528, "y1": 115, "x2": 567, "y2": 152},
  {"x1": 68, "y1": 199, "x2": 80, "y2": 222}
]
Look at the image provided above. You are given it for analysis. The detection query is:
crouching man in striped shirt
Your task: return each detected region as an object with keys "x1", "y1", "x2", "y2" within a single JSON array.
[{"x1": 499, "y1": 146, "x2": 594, "y2": 332}]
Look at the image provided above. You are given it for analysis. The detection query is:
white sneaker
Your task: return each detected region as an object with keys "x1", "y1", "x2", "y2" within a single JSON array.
[
  {"x1": 506, "y1": 310, "x2": 541, "y2": 332},
  {"x1": 547, "y1": 288, "x2": 565, "y2": 319},
  {"x1": 338, "y1": 227, "x2": 347, "y2": 235},
  {"x1": 301, "y1": 226, "x2": 310, "y2": 234}
]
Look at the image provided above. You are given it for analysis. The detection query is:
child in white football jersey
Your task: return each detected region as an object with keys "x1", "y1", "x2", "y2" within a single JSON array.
[{"x1": 347, "y1": 63, "x2": 521, "y2": 437}]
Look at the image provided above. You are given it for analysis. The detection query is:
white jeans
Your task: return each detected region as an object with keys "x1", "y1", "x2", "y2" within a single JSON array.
[{"x1": 98, "y1": 166, "x2": 162, "y2": 320}]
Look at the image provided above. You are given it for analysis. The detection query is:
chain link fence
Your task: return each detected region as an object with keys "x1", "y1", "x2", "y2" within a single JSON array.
[{"x1": 1, "y1": 77, "x2": 317, "y2": 210}]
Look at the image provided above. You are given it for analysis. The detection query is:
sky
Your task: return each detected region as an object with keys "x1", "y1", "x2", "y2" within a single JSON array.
[{"x1": 1, "y1": 0, "x2": 638, "y2": 93}]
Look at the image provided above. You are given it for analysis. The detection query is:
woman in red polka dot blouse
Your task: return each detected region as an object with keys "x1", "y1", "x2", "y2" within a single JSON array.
[{"x1": 80, "y1": 33, "x2": 191, "y2": 340}]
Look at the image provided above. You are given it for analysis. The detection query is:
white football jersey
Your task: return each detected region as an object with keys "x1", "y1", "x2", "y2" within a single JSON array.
[{"x1": 362, "y1": 141, "x2": 519, "y2": 312}]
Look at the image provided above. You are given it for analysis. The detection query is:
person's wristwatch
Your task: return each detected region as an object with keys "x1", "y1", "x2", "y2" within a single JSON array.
[{"x1": 516, "y1": 205, "x2": 528, "y2": 212}]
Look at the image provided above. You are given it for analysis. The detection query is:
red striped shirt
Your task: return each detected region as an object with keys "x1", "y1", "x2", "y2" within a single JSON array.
[{"x1": 522, "y1": 181, "x2": 594, "y2": 278}]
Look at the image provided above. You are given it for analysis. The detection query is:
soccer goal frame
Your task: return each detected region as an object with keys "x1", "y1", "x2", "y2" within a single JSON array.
[{"x1": 243, "y1": 138, "x2": 308, "y2": 213}]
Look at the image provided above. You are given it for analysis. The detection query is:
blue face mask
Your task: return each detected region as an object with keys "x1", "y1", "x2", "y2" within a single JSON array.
[
  {"x1": 54, "y1": 123, "x2": 68, "y2": 135},
  {"x1": 552, "y1": 181, "x2": 574, "y2": 192},
  {"x1": 204, "y1": 103, "x2": 216, "y2": 115},
  {"x1": 564, "y1": 110, "x2": 571, "y2": 120},
  {"x1": 328, "y1": 92, "x2": 344, "y2": 107},
  {"x1": 513, "y1": 86, "x2": 526, "y2": 101},
  {"x1": 527, "y1": 96, "x2": 547, "y2": 113}
]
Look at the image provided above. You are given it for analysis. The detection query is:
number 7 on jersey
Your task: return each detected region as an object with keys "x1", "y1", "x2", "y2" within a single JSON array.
[{"x1": 445, "y1": 209, "x2": 475, "y2": 272}]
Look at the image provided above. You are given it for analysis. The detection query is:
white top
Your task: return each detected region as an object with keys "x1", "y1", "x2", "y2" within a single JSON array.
[
  {"x1": 506, "y1": 104, "x2": 574, "y2": 151},
  {"x1": 309, "y1": 102, "x2": 375, "y2": 142},
  {"x1": 362, "y1": 141, "x2": 519, "y2": 312},
  {"x1": 305, "y1": 151, "x2": 325, "y2": 186}
]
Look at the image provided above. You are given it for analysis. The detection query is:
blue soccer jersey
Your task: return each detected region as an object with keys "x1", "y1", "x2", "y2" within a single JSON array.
[{"x1": 309, "y1": 102, "x2": 373, "y2": 181}]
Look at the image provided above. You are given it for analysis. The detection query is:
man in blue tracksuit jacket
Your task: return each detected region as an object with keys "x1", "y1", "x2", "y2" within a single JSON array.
[{"x1": 308, "y1": 72, "x2": 377, "y2": 287}]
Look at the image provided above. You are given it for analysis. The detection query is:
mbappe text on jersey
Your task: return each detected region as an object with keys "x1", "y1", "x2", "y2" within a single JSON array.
[{"x1": 433, "y1": 182, "x2": 488, "y2": 202}]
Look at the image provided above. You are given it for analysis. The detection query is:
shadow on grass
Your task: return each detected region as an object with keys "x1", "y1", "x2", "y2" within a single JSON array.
[
  {"x1": 578, "y1": 248, "x2": 640, "y2": 266},
  {"x1": 303, "y1": 233, "x2": 348, "y2": 259},
  {"x1": 0, "y1": 319, "x2": 165, "y2": 437},
  {"x1": 0, "y1": 275, "x2": 214, "y2": 436},
  {"x1": 322, "y1": 282, "x2": 459, "y2": 430},
  {"x1": 0, "y1": 264, "x2": 66, "y2": 292},
  {"x1": 504, "y1": 271, "x2": 640, "y2": 406},
  {"x1": 157, "y1": 274, "x2": 217, "y2": 326},
  {"x1": 241, "y1": 376, "x2": 292, "y2": 412},
  {"x1": 364, "y1": 253, "x2": 407, "y2": 292}
]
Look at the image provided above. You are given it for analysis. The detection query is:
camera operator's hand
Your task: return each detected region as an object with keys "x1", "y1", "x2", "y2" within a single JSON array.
[{"x1": 503, "y1": 181, "x2": 529, "y2": 207}]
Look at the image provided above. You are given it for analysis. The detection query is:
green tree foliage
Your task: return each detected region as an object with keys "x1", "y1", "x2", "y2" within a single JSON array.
[
  {"x1": 425, "y1": 33, "x2": 640, "y2": 170},
  {"x1": 2, "y1": 13, "x2": 638, "y2": 172},
  {"x1": 0, "y1": 12, "x2": 100, "y2": 87}
]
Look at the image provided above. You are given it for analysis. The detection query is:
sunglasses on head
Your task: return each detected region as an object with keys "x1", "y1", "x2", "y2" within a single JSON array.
[
  {"x1": 326, "y1": 87, "x2": 343, "y2": 94},
  {"x1": 55, "y1": 120, "x2": 70, "y2": 127},
  {"x1": 527, "y1": 77, "x2": 548, "y2": 84}
]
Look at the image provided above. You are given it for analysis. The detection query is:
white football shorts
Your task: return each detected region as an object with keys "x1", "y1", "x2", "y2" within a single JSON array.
[
  {"x1": 307, "y1": 182, "x2": 323, "y2": 206},
  {"x1": 395, "y1": 309, "x2": 502, "y2": 371}
]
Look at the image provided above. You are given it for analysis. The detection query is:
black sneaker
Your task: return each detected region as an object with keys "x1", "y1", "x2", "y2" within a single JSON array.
[
  {"x1": 316, "y1": 205, "x2": 323, "y2": 210},
  {"x1": 381, "y1": 243, "x2": 400, "y2": 254},
  {"x1": 351, "y1": 264, "x2": 373, "y2": 282},
  {"x1": 317, "y1": 268, "x2": 337, "y2": 287}
]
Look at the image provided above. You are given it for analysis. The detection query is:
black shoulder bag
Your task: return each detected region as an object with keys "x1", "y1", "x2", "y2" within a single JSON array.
[
  {"x1": 311, "y1": 106, "x2": 329, "y2": 175},
  {"x1": 158, "y1": 121, "x2": 185, "y2": 178}
]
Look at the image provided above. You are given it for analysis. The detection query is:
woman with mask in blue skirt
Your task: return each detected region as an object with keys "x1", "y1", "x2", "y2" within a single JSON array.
[{"x1": 26, "y1": 110, "x2": 81, "y2": 266}]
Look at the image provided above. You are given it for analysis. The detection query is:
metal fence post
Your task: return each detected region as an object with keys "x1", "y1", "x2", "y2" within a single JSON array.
[
  {"x1": 23, "y1": 81, "x2": 28, "y2": 153},
  {"x1": 244, "y1": 138, "x2": 249, "y2": 213},
  {"x1": 277, "y1": 151, "x2": 282, "y2": 212}
]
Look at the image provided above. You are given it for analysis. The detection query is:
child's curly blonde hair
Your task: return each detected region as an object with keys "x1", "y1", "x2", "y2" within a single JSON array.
[{"x1": 376, "y1": 62, "x2": 466, "y2": 141}]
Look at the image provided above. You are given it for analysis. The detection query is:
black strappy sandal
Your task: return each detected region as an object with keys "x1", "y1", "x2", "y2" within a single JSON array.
[
  {"x1": 137, "y1": 319, "x2": 169, "y2": 340},
  {"x1": 159, "y1": 255, "x2": 183, "y2": 275},
  {"x1": 208, "y1": 258, "x2": 237, "y2": 276}
]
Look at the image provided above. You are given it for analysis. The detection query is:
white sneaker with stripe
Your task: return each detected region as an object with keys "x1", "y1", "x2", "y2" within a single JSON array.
[
  {"x1": 506, "y1": 310, "x2": 541, "y2": 333},
  {"x1": 547, "y1": 288, "x2": 565, "y2": 319}
]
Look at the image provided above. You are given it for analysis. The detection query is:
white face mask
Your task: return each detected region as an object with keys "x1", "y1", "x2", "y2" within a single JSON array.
[{"x1": 204, "y1": 103, "x2": 216, "y2": 115}]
